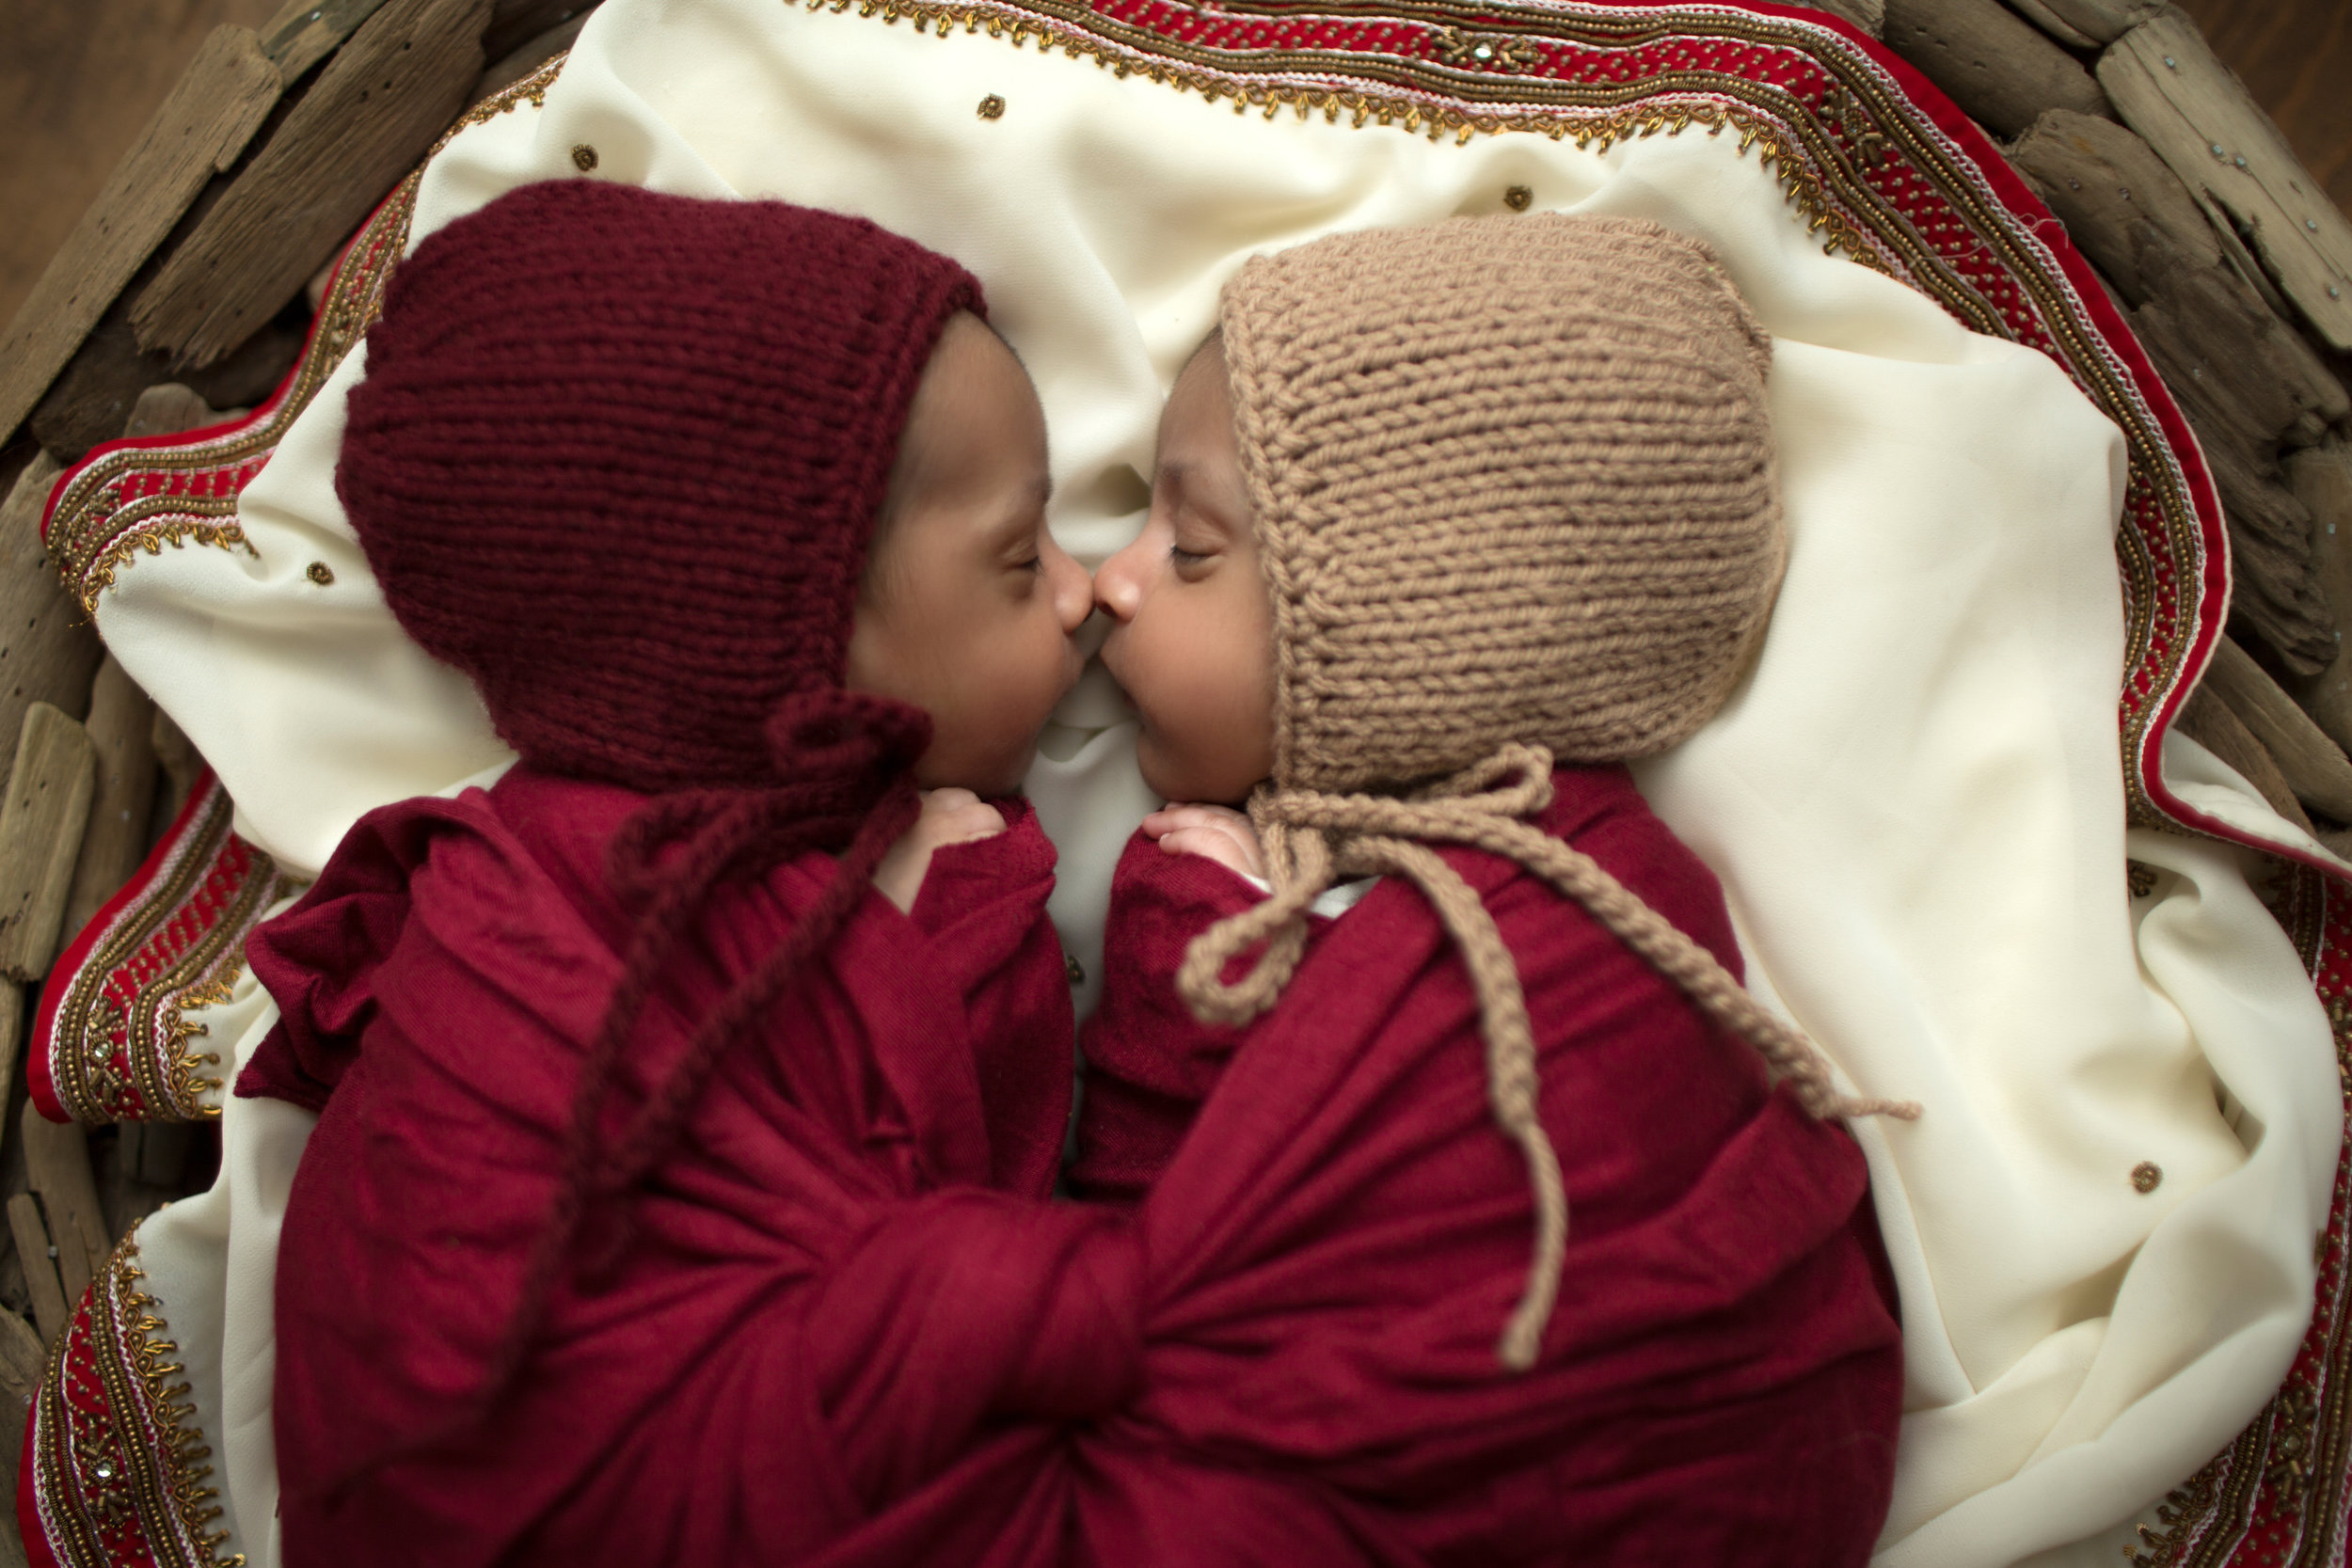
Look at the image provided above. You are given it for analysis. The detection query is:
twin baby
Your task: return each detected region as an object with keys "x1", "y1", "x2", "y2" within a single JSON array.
[{"x1": 240, "y1": 180, "x2": 1908, "y2": 1565}]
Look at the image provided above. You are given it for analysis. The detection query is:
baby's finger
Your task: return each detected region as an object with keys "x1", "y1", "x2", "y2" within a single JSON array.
[
  {"x1": 1155, "y1": 825, "x2": 1261, "y2": 878},
  {"x1": 930, "y1": 800, "x2": 1007, "y2": 844},
  {"x1": 921, "y1": 787, "x2": 983, "y2": 815},
  {"x1": 1144, "y1": 803, "x2": 1248, "y2": 837}
]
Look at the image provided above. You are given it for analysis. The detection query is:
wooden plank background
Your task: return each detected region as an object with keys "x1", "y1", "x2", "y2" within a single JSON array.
[{"x1": 0, "y1": 0, "x2": 2345, "y2": 337}]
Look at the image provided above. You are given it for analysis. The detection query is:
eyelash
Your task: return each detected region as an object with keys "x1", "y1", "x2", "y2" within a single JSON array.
[{"x1": 1169, "y1": 546, "x2": 1210, "y2": 568}]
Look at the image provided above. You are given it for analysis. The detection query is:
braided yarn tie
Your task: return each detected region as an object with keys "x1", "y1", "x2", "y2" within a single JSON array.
[{"x1": 1176, "y1": 742, "x2": 1920, "y2": 1372}]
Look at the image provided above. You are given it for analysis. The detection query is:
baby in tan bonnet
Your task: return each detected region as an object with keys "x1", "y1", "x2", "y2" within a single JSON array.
[{"x1": 1075, "y1": 211, "x2": 1915, "y2": 1561}]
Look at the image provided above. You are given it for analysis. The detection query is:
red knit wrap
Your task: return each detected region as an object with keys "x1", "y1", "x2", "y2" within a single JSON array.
[{"x1": 337, "y1": 177, "x2": 984, "y2": 793}]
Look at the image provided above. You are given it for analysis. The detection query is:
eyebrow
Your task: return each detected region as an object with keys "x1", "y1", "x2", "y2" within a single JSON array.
[{"x1": 1155, "y1": 460, "x2": 1239, "y2": 536}]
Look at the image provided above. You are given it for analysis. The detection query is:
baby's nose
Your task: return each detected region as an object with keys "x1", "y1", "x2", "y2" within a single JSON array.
[{"x1": 1093, "y1": 542, "x2": 1144, "y2": 621}]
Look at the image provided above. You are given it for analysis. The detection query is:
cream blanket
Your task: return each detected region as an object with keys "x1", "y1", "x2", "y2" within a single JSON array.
[{"x1": 82, "y1": 2, "x2": 2340, "y2": 1562}]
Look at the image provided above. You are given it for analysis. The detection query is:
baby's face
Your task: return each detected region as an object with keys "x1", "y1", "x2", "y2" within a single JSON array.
[
  {"x1": 1095, "y1": 338, "x2": 1276, "y2": 807},
  {"x1": 846, "y1": 313, "x2": 1090, "y2": 795}
]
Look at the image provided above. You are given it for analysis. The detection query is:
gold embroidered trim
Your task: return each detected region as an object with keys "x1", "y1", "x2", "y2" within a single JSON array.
[
  {"x1": 31, "y1": 1235, "x2": 245, "y2": 1568},
  {"x1": 45, "y1": 780, "x2": 294, "y2": 1124}
]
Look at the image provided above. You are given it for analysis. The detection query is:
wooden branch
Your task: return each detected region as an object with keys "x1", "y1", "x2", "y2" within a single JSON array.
[
  {"x1": 150, "y1": 709, "x2": 204, "y2": 824},
  {"x1": 0, "y1": 705, "x2": 97, "y2": 984},
  {"x1": 2177, "y1": 684, "x2": 2314, "y2": 832},
  {"x1": 2129, "y1": 224, "x2": 2347, "y2": 457},
  {"x1": 260, "y1": 0, "x2": 399, "y2": 83},
  {"x1": 2201, "y1": 636, "x2": 2352, "y2": 821},
  {"x1": 4, "y1": 1197, "x2": 69, "y2": 1347},
  {"x1": 0, "y1": 983, "x2": 23, "y2": 1163},
  {"x1": 132, "y1": 0, "x2": 494, "y2": 369},
  {"x1": 62, "y1": 658, "x2": 159, "y2": 945},
  {"x1": 1996, "y1": 0, "x2": 2097, "y2": 49},
  {"x1": 2010, "y1": 109, "x2": 2217, "y2": 304},
  {"x1": 2098, "y1": 10, "x2": 2352, "y2": 354},
  {"x1": 28, "y1": 302, "x2": 302, "y2": 465},
  {"x1": 19, "y1": 1108, "x2": 110, "y2": 1315},
  {"x1": 0, "y1": 27, "x2": 280, "y2": 451},
  {"x1": 0, "y1": 457, "x2": 104, "y2": 760},
  {"x1": 2288, "y1": 442, "x2": 2352, "y2": 757},
  {"x1": 1881, "y1": 0, "x2": 2112, "y2": 140},
  {"x1": 486, "y1": 0, "x2": 596, "y2": 60},
  {"x1": 2016, "y1": 0, "x2": 2156, "y2": 45},
  {"x1": 2198, "y1": 435, "x2": 2333, "y2": 677},
  {"x1": 118, "y1": 1124, "x2": 196, "y2": 1193}
]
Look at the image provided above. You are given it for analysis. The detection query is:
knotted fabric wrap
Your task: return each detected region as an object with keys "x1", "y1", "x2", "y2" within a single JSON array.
[
  {"x1": 323, "y1": 178, "x2": 983, "y2": 1408},
  {"x1": 809, "y1": 1194, "x2": 1144, "y2": 1507},
  {"x1": 1193, "y1": 214, "x2": 1918, "y2": 1369}
]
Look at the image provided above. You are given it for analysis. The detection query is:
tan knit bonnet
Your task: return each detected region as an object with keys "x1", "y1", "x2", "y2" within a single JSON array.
[{"x1": 1178, "y1": 213, "x2": 1917, "y2": 1370}]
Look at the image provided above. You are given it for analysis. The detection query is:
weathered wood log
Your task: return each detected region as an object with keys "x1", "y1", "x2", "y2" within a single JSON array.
[
  {"x1": 2010, "y1": 109, "x2": 2217, "y2": 304},
  {"x1": 2201, "y1": 635, "x2": 2352, "y2": 821},
  {"x1": 2015, "y1": 0, "x2": 2156, "y2": 46},
  {"x1": 27, "y1": 300, "x2": 304, "y2": 465},
  {"x1": 2097, "y1": 217, "x2": 2342, "y2": 676},
  {"x1": 486, "y1": 0, "x2": 599, "y2": 59},
  {"x1": 2098, "y1": 10, "x2": 2352, "y2": 354},
  {"x1": 1880, "y1": 0, "x2": 2112, "y2": 140},
  {"x1": 474, "y1": 6, "x2": 595, "y2": 103},
  {"x1": 1785, "y1": 0, "x2": 1884, "y2": 39},
  {"x1": 0, "y1": 982, "x2": 22, "y2": 1165},
  {"x1": 1996, "y1": 0, "x2": 2097, "y2": 50},
  {"x1": 261, "y1": 0, "x2": 400, "y2": 84},
  {"x1": 4, "y1": 1198, "x2": 69, "y2": 1347},
  {"x1": 117, "y1": 1124, "x2": 196, "y2": 1193},
  {"x1": 2197, "y1": 435, "x2": 2334, "y2": 678},
  {"x1": 2288, "y1": 442, "x2": 2352, "y2": 755},
  {"x1": 150, "y1": 708, "x2": 204, "y2": 824},
  {"x1": 0, "y1": 26, "x2": 280, "y2": 452},
  {"x1": 123, "y1": 382, "x2": 230, "y2": 441},
  {"x1": 19, "y1": 1108, "x2": 110, "y2": 1317},
  {"x1": 2128, "y1": 222, "x2": 2347, "y2": 453},
  {"x1": 2178, "y1": 684, "x2": 2314, "y2": 832},
  {"x1": 133, "y1": 0, "x2": 494, "y2": 370},
  {"x1": 0, "y1": 705, "x2": 97, "y2": 984},
  {"x1": 0, "y1": 457, "x2": 103, "y2": 762},
  {"x1": 62, "y1": 658, "x2": 159, "y2": 945}
]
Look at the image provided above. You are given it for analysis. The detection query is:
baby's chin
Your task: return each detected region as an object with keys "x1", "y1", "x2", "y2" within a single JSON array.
[{"x1": 1133, "y1": 727, "x2": 1256, "y2": 810}]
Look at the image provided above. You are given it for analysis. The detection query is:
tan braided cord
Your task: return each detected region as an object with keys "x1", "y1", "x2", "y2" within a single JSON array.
[{"x1": 1175, "y1": 743, "x2": 1919, "y2": 1370}]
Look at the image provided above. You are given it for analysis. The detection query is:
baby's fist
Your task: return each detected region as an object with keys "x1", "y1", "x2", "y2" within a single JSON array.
[
  {"x1": 1143, "y1": 803, "x2": 1265, "y2": 880},
  {"x1": 874, "y1": 788, "x2": 1008, "y2": 911}
]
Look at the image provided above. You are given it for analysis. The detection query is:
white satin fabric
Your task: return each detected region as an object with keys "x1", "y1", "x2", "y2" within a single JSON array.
[{"x1": 85, "y1": 0, "x2": 2338, "y2": 1562}]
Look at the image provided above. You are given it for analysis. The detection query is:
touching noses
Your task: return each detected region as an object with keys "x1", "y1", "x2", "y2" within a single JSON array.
[
  {"x1": 1047, "y1": 540, "x2": 1093, "y2": 635},
  {"x1": 1093, "y1": 537, "x2": 1145, "y2": 623}
]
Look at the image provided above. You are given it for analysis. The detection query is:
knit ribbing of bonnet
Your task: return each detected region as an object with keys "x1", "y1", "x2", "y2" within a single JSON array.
[
  {"x1": 1182, "y1": 213, "x2": 1918, "y2": 1373},
  {"x1": 335, "y1": 180, "x2": 984, "y2": 1416}
]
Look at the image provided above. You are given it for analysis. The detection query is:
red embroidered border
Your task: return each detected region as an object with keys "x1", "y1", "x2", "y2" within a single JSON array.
[
  {"x1": 29, "y1": 776, "x2": 295, "y2": 1126},
  {"x1": 24, "y1": 1237, "x2": 240, "y2": 1568}
]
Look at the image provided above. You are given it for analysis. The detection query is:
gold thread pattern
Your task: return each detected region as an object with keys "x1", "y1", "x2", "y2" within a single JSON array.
[
  {"x1": 29, "y1": 1235, "x2": 245, "y2": 1568},
  {"x1": 40, "y1": 776, "x2": 296, "y2": 1124}
]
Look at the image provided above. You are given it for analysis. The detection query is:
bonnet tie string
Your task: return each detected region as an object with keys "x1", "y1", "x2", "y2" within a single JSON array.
[
  {"x1": 482, "y1": 689, "x2": 931, "y2": 1409},
  {"x1": 1176, "y1": 741, "x2": 1919, "y2": 1372}
]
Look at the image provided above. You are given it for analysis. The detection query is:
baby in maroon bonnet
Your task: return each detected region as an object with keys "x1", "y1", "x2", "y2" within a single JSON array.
[{"x1": 236, "y1": 178, "x2": 1093, "y2": 1564}]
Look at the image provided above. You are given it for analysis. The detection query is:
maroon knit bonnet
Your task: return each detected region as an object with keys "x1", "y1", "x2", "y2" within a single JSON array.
[{"x1": 337, "y1": 178, "x2": 983, "y2": 1400}]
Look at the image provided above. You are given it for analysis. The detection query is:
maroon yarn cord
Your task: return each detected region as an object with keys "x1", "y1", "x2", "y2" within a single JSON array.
[{"x1": 441, "y1": 692, "x2": 928, "y2": 1454}]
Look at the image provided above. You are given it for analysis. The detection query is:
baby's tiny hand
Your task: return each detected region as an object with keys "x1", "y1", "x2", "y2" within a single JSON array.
[
  {"x1": 1143, "y1": 803, "x2": 1264, "y2": 880},
  {"x1": 873, "y1": 788, "x2": 1008, "y2": 912}
]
